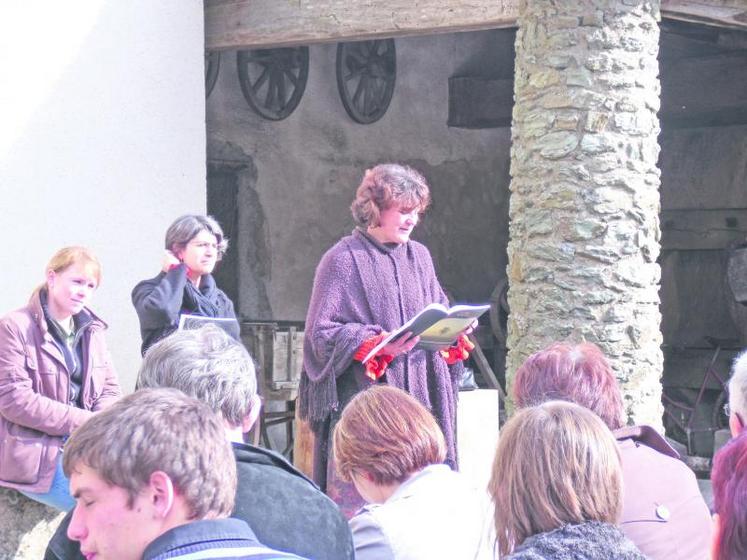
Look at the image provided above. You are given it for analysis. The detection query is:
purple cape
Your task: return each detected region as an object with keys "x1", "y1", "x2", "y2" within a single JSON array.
[{"x1": 300, "y1": 229, "x2": 462, "y2": 473}]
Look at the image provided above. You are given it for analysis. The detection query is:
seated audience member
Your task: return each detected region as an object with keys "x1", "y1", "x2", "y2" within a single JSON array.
[
  {"x1": 512, "y1": 342, "x2": 711, "y2": 559},
  {"x1": 45, "y1": 326, "x2": 353, "y2": 560},
  {"x1": 490, "y1": 401, "x2": 646, "y2": 559},
  {"x1": 726, "y1": 350, "x2": 747, "y2": 436},
  {"x1": 710, "y1": 430, "x2": 747, "y2": 560},
  {"x1": 0, "y1": 246, "x2": 121, "y2": 511},
  {"x1": 63, "y1": 388, "x2": 304, "y2": 560},
  {"x1": 333, "y1": 385, "x2": 493, "y2": 560}
]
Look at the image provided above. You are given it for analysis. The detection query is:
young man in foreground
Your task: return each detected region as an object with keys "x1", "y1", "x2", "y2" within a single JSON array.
[{"x1": 63, "y1": 388, "x2": 304, "y2": 560}]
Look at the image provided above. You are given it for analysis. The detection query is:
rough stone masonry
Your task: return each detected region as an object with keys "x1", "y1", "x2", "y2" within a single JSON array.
[{"x1": 506, "y1": 0, "x2": 664, "y2": 428}]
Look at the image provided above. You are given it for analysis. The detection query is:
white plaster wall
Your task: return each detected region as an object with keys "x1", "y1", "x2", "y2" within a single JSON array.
[{"x1": 0, "y1": 2, "x2": 207, "y2": 391}]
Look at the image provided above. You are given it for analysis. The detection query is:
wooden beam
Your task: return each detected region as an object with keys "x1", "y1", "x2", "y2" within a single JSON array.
[
  {"x1": 660, "y1": 209, "x2": 747, "y2": 251},
  {"x1": 206, "y1": 0, "x2": 746, "y2": 51},
  {"x1": 661, "y1": 53, "x2": 747, "y2": 127},
  {"x1": 662, "y1": 0, "x2": 747, "y2": 32},
  {"x1": 205, "y1": 0, "x2": 520, "y2": 51}
]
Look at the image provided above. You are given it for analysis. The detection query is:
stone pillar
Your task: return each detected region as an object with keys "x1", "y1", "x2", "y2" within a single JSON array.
[{"x1": 506, "y1": 0, "x2": 663, "y2": 428}]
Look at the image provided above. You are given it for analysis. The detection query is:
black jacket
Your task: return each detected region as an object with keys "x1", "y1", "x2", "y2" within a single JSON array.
[
  {"x1": 131, "y1": 265, "x2": 238, "y2": 355},
  {"x1": 44, "y1": 443, "x2": 354, "y2": 560}
]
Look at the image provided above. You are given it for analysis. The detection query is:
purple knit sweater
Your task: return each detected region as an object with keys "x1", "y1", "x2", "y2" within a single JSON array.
[{"x1": 300, "y1": 229, "x2": 462, "y2": 468}]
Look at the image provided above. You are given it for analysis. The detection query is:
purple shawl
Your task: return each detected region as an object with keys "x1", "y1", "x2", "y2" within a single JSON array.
[{"x1": 300, "y1": 229, "x2": 462, "y2": 467}]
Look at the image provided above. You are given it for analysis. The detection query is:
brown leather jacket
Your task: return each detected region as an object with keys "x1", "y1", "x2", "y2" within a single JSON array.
[{"x1": 0, "y1": 290, "x2": 121, "y2": 492}]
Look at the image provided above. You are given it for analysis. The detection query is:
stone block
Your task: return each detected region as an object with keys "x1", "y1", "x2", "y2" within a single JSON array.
[{"x1": 0, "y1": 488, "x2": 64, "y2": 559}]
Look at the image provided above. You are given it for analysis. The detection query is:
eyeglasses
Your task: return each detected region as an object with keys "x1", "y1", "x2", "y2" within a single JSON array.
[{"x1": 724, "y1": 402, "x2": 731, "y2": 417}]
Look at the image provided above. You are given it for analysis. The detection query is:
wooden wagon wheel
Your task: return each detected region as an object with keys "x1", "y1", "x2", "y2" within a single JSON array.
[
  {"x1": 237, "y1": 47, "x2": 309, "y2": 121},
  {"x1": 205, "y1": 51, "x2": 221, "y2": 98},
  {"x1": 490, "y1": 278, "x2": 510, "y2": 350},
  {"x1": 336, "y1": 39, "x2": 396, "y2": 124}
]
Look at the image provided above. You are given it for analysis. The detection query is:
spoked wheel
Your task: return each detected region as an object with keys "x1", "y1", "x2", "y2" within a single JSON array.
[
  {"x1": 205, "y1": 51, "x2": 221, "y2": 98},
  {"x1": 236, "y1": 47, "x2": 309, "y2": 121},
  {"x1": 336, "y1": 39, "x2": 396, "y2": 124}
]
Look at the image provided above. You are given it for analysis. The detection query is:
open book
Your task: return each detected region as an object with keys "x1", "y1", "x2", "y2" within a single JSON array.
[
  {"x1": 362, "y1": 303, "x2": 490, "y2": 363},
  {"x1": 178, "y1": 313, "x2": 240, "y2": 337}
]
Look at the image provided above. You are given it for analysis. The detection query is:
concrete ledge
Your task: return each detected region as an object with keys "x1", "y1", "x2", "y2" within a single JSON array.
[{"x1": 0, "y1": 488, "x2": 65, "y2": 559}]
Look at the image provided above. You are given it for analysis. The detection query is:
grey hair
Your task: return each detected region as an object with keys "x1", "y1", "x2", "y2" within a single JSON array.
[
  {"x1": 165, "y1": 214, "x2": 228, "y2": 259},
  {"x1": 729, "y1": 350, "x2": 747, "y2": 420},
  {"x1": 137, "y1": 325, "x2": 258, "y2": 427}
]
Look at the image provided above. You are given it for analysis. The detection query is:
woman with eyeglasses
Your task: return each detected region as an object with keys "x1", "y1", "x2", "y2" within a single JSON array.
[
  {"x1": 0, "y1": 247, "x2": 121, "y2": 511},
  {"x1": 132, "y1": 214, "x2": 239, "y2": 355}
]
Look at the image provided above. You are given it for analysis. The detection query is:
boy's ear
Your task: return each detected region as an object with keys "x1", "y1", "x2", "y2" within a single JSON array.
[{"x1": 148, "y1": 471, "x2": 176, "y2": 518}]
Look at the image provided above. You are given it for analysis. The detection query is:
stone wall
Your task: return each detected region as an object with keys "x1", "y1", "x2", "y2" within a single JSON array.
[{"x1": 506, "y1": 0, "x2": 664, "y2": 427}]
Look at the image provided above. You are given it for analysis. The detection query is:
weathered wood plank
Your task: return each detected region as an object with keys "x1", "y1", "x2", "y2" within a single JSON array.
[
  {"x1": 206, "y1": 0, "x2": 745, "y2": 50},
  {"x1": 662, "y1": 0, "x2": 747, "y2": 32},
  {"x1": 205, "y1": 0, "x2": 520, "y2": 50},
  {"x1": 661, "y1": 52, "x2": 747, "y2": 128},
  {"x1": 447, "y1": 76, "x2": 513, "y2": 129},
  {"x1": 661, "y1": 209, "x2": 747, "y2": 251}
]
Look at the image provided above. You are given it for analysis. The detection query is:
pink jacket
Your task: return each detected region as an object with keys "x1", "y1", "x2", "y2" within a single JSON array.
[
  {"x1": 0, "y1": 291, "x2": 121, "y2": 492},
  {"x1": 615, "y1": 425, "x2": 712, "y2": 560}
]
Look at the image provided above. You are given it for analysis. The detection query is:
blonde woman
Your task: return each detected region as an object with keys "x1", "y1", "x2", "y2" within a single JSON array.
[
  {"x1": 0, "y1": 247, "x2": 121, "y2": 510},
  {"x1": 489, "y1": 401, "x2": 646, "y2": 559}
]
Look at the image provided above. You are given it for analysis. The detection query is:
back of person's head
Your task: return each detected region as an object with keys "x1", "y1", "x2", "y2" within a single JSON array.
[
  {"x1": 63, "y1": 388, "x2": 237, "y2": 520},
  {"x1": 333, "y1": 385, "x2": 446, "y2": 485},
  {"x1": 137, "y1": 325, "x2": 259, "y2": 428},
  {"x1": 489, "y1": 400, "x2": 623, "y2": 556},
  {"x1": 728, "y1": 350, "x2": 747, "y2": 434},
  {"x1": 512, "y1": 342, "x2": 625, "y2": 430},
  {"x1": 711, "y1": 430, "x2": 747, "y2": 560}
]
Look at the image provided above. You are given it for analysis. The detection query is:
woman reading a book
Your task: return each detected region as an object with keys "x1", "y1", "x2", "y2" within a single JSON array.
[
  {"x1": 300, "y1": 163, "x2": 473, "y2": 517},
  {"x1": 0, "y1": 247, "x2": 121, "y2": 511},
  {"x1": 132, "y1": 214, "x2": 239, "y2": 355}
]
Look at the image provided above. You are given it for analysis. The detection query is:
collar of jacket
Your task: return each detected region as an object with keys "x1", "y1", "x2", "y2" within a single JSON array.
[{"x1": 613, "y1": 424, "x2": 680, "y2": 460}]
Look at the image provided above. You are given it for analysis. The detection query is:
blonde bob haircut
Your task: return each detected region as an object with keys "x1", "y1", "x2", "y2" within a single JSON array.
[
  {"x1": 489, "y1": 401, "x2": 622, "y2": 556},
  {"x1": 333, "y1": 385, "x2": 446, "y2": 485},
  {"x1": 350, "y1": 163, "x2": 431, "y2": 228},
  {"x1": 40, "y1": 246, "x2": 102, "y2": 292}
]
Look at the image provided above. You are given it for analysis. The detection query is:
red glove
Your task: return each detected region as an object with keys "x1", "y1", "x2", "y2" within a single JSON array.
[
  {"x1": 354, "y1": 334, "x2": 394, "y2": 381},
  {"x1": 439, "y1": 334, "x2": 475, "y2": 365}
]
